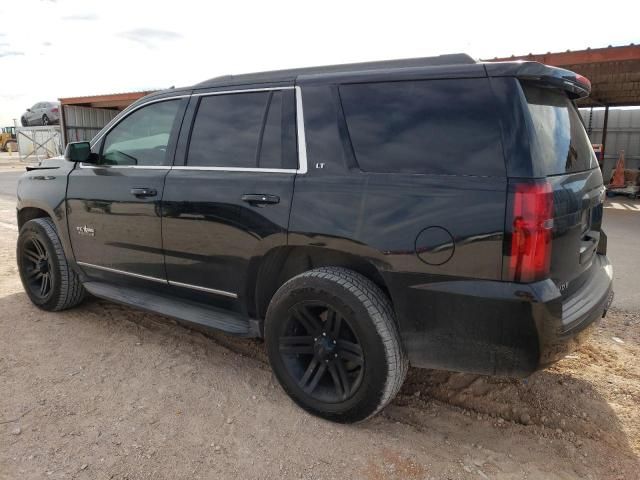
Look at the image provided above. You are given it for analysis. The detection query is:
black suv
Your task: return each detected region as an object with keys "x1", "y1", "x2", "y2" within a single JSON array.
[{"x1": 16, "y1": 54, "x2": 613, "y2": 423}]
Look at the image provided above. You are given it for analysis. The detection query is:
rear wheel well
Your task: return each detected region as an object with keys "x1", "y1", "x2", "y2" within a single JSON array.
[
  {"x1": 18, "y1": 207, "x2": 51, "y2": 230},
  {"x1": 250, "y1": 247, "x2": 392, "y2": 321}
]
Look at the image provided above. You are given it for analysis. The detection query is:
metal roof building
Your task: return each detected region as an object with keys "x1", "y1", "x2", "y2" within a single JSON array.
[
  {"x1": 487, "y1": 44, "x2": 640, "y2": 169},
  {"x1": 58, "y1": 91, "x2": 155, "y2": 145}
]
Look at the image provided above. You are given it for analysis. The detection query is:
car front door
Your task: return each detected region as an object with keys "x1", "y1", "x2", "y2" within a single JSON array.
[
  {"x1": 162, "y1": 86, "x2": 299, "y2": 305},
  {"x1": 66, "y1": 97, "x2": 187, "y2": 285},
  {"x1": 27, "y1": 103, "x2": 40, "y2": 124}
]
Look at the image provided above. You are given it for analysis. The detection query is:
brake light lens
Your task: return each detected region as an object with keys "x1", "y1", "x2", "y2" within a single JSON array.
[
  {"x1": 574, "y1": 73, "x2": 591, "y2": 91},
  {"x1": 507, "y1": 181, "x2": 554, "y2": 282},
  {"x1": 51, "y1": 107, "x2": 59, "y2": 113}
]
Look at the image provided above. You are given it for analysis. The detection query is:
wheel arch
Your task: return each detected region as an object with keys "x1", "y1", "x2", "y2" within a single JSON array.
[
  {"x1": 245, "y1": 245, "x2": 393, "y2": 322},
  {"x1": 17, "y1": 201, "x2": 75, "y2": 263},
  {"x1": 17, "y1": 206, "x2": 51, "y2": 229}
]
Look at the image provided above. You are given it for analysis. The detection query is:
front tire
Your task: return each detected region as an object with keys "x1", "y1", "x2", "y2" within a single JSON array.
[
  {"x1": 42, "y1": 114, "x2": 49, "y2": 126},
  {"x1": 265, "y1": 267, "x2": 407, "y2": 423},
  {"x1": 17, "y1": 218, "x2": 86, "y2": 311}
]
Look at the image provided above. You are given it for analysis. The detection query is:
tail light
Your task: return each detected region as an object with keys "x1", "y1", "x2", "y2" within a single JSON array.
[
  {"x1": 574, "y1": 73, "x2": 591, "y2": 91},
  {"x1": 51, "y1": 107, "x2": 59, "y2": 113},
  {"x1": 506, "y1": 181, "x2": 554, "y2": 282}
]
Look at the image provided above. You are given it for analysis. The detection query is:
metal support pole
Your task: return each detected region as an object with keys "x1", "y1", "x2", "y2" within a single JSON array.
[{"x1": 601, "y1": 105, "x2": 610, "y2": 163}]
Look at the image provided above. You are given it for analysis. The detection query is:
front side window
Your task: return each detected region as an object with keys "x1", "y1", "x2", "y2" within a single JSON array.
[
  {"x1": 100, "y1": 100, "x2": 180, "y2": 166},
  {"x1": 187, "y1": 89, "x2": 296, "y2": 169}
]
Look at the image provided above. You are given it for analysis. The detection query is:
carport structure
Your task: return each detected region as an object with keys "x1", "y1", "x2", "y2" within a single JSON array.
[
  {"x1": 58, "y1": 90, "x2": 155, "y2": 145},
  {"x1": 487, "y1": 44, "x2": 640, "y2": 162}
]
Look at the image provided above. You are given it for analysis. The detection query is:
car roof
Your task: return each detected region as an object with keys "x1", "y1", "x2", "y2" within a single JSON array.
[
  {"x1": 193, "y1": 53, "x2": 477, "y2": 88},
  {"x1": 140, "y1": 55, "x2": 581, "y2": 105}
]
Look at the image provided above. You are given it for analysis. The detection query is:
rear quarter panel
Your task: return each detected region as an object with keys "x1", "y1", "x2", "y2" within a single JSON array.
[{"x1": 289, "y1": 83, "x2": 508, "y2": 368}]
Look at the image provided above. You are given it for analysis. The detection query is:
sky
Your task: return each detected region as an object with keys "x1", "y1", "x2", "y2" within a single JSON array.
[{"x1": 0, "y1": 0, "x2": 638, "y2": 125}]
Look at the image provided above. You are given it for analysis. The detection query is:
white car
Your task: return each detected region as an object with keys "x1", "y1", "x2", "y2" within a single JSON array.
[{"x1": 20, "y1": 101, "x2": 60, "y2": 126}]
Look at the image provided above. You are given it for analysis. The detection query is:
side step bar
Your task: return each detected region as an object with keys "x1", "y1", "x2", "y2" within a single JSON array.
[{"x1": 83, "y1": 281, "x2": 259, "y2": 337}]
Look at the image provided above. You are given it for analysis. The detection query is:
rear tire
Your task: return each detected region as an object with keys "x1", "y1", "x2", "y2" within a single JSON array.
[
  {"x1": 42, "y1": 114, "x2": 49, "y2": 126},
  {"x1": 17, "y1": 218, "x2": 86, "y2": 311},
  {"x1": 265, "y1": 267, "x2": 407, "y2": 423}
]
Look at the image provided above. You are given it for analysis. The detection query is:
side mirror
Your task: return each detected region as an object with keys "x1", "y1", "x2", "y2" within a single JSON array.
[
  {"x1": 26, "y1": 108, "x2": 31, "y2": 112},
  {"x1": 65, "y1": 141, "x2": 98, "y2": 163}
]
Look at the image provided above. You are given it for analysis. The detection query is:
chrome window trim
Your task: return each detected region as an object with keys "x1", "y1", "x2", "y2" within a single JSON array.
[
  {"x1": 192, "y1": 86, "x2": 295, "y2": 96},
  {"x1": 81, "y1": 86, "x2": 308, "y2": 174},
  {"x1": 80, "y1": 164, "x2": 172, "y2": 170},
  {"x1": 294, "y1": 86, "x2": 308, "y2": 174},
  {"x1": 77, "y1": 261, "x2": 167, "y2": 284},
  {"x1": 171, "y1": 166, "x2": 296, "y2": 173},
  {"x1": 167, "y1": 280, "x2": 237, "y2": 298}
]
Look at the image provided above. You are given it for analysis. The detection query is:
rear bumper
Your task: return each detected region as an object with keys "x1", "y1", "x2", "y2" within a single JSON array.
[
  {"x1": 389, "y1": 254, "x2": 613, "y2": 377},
  {"x1": 536, "y1": 254, "x2": 613, "y2": 367}
]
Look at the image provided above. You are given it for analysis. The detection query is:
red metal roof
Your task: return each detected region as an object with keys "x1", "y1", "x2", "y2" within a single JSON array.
[
  {"x1": 486, "y1": 44, "x2": 640, "y2": 106},
  {"x1": 59, "y1": 91, "x2": 156, "y2": 109}
]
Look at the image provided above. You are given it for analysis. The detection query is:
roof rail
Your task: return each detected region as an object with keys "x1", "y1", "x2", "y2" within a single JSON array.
[{"x1": 195, "y1": 54, "x2": 476, "y2": 87}]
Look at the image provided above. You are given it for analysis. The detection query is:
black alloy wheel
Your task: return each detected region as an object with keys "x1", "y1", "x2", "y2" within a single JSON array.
[
  {"x1": 279, "y1": 302, "x2": 364, "y2": 403},
  {"x1": 265, "y1": 267, "x2": 407, "y2": 423},
  {"x1": 17, "y1": 218, "x2": 86, "y2": 311},
  {"x1": 21, "y1": 236, "x2": 53, "y2": 299}
]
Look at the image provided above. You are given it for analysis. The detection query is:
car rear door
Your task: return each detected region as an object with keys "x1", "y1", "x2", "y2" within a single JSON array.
[
  {"x1": 162, "y1": 86, "x2": 300, "y2": 305},
  {"x1": 66, "y1": 97, "x2": 188, "y2": 285}
]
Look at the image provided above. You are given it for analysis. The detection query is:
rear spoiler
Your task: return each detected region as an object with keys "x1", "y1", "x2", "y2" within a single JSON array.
[{"x1": 484, "y1": 61, "x2": 591, "y2": 99}]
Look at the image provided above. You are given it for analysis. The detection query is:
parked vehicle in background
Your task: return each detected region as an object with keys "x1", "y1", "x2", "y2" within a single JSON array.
[
  {"x1": 15, "y1": 54, "x2": 613, "y2": 423},
  {"x1": 0, "y1": 126, "x2": 18, "y2": 151},
  {"x1": 20, "y1": 101, "x2": 60, "y2": 126}
]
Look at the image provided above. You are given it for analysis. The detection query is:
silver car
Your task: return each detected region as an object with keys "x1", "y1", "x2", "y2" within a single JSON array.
[{"x1": 21, "y1": 101, "x2": 60, "y2": 126}]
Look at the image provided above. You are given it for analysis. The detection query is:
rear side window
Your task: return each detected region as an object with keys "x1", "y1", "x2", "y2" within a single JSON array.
[
  {"x1": 339, "y1": 78, "x2": 504, "y2": 176},
  {"x1": 259, "y1": 91, "x2": 283, "y2": 169},
  {"x1": 188, "y1": 92, "x2": 266, "y2": 168},
  {"x1": 521, "y1": 83, "x2": 597, "y2": 175},
  {"x1": 187, "y1": 89, "x2": 296, "y2": 169}
]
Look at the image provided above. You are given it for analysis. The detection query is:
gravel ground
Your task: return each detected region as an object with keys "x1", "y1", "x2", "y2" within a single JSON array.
[{"x1": 1, "y1": 198, "x2": 638, "y2": 480}]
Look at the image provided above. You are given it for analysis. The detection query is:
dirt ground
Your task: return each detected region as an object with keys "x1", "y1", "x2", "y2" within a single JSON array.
[{"x1": 1, "y1": 198, "x2": 639, "y2": 479}]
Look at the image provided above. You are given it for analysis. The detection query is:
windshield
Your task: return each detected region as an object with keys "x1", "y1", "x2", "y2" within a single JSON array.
[{"x1": 521, "y1": 83, "x2": 597, "y2": 176}]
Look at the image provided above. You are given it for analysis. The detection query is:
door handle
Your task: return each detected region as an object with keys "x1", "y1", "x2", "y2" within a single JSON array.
[
  {"x1": 241, "y1": 194, "x2": 280, "y2": 206},
  {"x1": 130, "y1": 187, "x2": 157, "y2": 198}
]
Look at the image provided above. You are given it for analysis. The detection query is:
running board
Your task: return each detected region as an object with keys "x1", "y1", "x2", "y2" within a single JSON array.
[{"x1": 83, "y1": 281, "x2": 258, "y2": 337}]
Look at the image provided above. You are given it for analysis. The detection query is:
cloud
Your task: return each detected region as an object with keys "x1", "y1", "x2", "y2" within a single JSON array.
[
  {"x1": 61, "y1": 13, "x2": 99, "y2": 21},
  {"x1": 0, "y1": 50, "x2": 24, "y2": 58},
  {"x1": 119, "y1": 28, "x2": 182, "y2": 49},
  {"x1": 42, "y1": 41, "x2": 53, "y2": 47}
]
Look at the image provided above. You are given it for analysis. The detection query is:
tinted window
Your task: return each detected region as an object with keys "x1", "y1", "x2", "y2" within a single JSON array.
[
  {"x1": 101, "y1": 100, "x2": 180, "y2": 166},
  {"x1": 259, "y1": 91, "x2": 283, "y2": 169},
  {"x1": 339, "y1": 79, "x2": 504, "y2": 176},
  {"x1": 188, "y1": 92, "x2": 268, "y2": 168},
  {"x1": 521, "y1": 83, "x2": 597, "y2": 175},
  {"x1": 187, "y1": 90, "x2": 297, "y2": 169}
]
